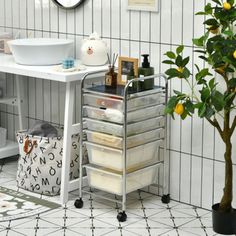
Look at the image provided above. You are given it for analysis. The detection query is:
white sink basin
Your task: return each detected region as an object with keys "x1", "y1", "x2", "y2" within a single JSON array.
[{"x1": 8, "y1": 38, "x2": 74, "y2": 66}]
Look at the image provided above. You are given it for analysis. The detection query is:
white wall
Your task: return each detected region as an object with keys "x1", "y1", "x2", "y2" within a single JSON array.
[{"x1": 0, "y1": 0, "x2": 235, "y2": 210}]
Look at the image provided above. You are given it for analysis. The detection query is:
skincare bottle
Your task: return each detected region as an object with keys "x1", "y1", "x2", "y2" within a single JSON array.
[
  {"x1": 138, "y1": 54, "x2": 154, "y2": 90},
  {"x1": 127, "y1": 66, "x2": 138, "y2": 92},
  {"x1": 105, "y1": 66, "x2": 117, "y2": 89}
]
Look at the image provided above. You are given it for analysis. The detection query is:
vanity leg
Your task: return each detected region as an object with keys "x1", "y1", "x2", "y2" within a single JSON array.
[
  {"x1": 15, "y1": 75, "x2": 26, "y2": 130},
  {"x1": 61, "y1": 82, "x2": 75, "y2": 204}
]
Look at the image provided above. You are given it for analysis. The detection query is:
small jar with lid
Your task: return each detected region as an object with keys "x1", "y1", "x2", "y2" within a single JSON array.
[{"x1": 105, "y1": 66, "x2": 117, "y2": 89}]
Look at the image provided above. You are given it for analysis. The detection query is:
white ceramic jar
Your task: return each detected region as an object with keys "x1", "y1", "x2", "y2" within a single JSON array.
[{"x1": 81, "y1": 32, "x2": 108, "y2": 66}]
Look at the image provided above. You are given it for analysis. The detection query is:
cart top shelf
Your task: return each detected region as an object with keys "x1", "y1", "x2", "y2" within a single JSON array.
[{"x1": 83, "y1": 85, "x2": 165, "y2": 99}]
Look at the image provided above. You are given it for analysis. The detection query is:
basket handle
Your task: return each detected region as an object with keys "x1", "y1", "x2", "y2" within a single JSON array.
[{"x1": 24, "y1": 139, "x2": 37, "y2": 155}]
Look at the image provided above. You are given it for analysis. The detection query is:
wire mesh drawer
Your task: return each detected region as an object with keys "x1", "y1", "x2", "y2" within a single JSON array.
[
  {"x1": 85, "y1": 164, "x2": 159, "y2": 195},
  {"x1": 84, "y1": 92, "x2": 165, "y2": 111},
  {"x1": 85, "y1": 128, "x2": 164, "y2": 149},
  {"x1": 85, "y1": 116, "x2": 164, "y2": 137},
  {"x1": 85, "y1": 139, "x2": 163, "y2": 171},
  {"x1": 84, "y1": 104, "x2": 165, "y2": 124}
]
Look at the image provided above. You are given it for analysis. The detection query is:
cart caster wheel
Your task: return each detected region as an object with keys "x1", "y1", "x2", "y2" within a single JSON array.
[
  {"x1": 117, "y1": 211, "x2": 127, "y2": 222},
  {"x1": 74, "y1": 198, "x2": 84, "y2": 208},
  {"x1": 161, "y1": 194, "x2": 170, "y2": 204}
]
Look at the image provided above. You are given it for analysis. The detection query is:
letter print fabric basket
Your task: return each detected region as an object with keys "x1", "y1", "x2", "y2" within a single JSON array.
[{"x1": 16, "y1": 129, "x2": 88, "y2": 196}]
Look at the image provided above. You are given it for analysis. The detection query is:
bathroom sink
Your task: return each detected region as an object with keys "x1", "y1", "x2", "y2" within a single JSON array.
[{"x1": 8, "y1": 38, "x2": 74, "y2": 66}]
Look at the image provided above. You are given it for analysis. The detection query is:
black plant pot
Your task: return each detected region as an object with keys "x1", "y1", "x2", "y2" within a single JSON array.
[{"x1": 212, "y1": 203, "x2": 236, "y2": 235}]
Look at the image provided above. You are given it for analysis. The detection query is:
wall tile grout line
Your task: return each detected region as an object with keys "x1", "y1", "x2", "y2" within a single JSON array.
[{"x1": 0, "y1": 0, "x2": 235, "y2": 213}]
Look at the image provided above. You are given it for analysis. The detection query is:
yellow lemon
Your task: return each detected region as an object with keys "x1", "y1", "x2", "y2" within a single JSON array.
[
  {"x1": 176, "y1": 67, "x2": 184, "y2": 73},
  {"x1": 174, "y1": 103, "x2": 184, "y2": 115},
  {"x1": 233, "y1": 50, "x2": 236, "y2": 59},
  {"x1": 223, "y1": 2, "x2": 231, "y2": 10}
]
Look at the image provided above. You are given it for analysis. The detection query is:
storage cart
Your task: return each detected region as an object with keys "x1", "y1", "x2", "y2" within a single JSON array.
[{"x1": 75, "y1": 74, "x2": 170, "y2": 222}]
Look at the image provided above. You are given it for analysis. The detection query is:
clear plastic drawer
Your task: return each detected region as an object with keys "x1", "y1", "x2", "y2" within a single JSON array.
[
  {"x1": 86, "y1": 164, "x2": 159, "y2": 195},
  {"x1": 85, "y1": 139, "x2": 163, "y2": 171},
  {"x1": 84, "y1": 104, "x2": 165, "y2": 124},
  {"x1": 84, "y1": 93, "x2": 165, "y2": 112},
  {"x1": 85, "y1": 117, "x2": 164, "y2": 137},
  {"x1": 85, "y1": 128, "x2": 164, "y2": 149}
]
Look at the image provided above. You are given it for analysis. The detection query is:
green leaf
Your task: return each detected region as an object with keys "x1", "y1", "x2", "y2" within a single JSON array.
[
  {"x1": 196, "y1": 68, "x2": 212, "y2": 81},
  {"x1": 224, "y1": 67, "x2": 234, "y2": 73},
  {"x1": 209, "y1": 78, "x2": 215, "y2": 89},
  {"x1": 185, "y1": 100, "x2": 195, "y2": 114},
  {"x1": 193, "y1": 38, "x2": 204, "y2": 47},
  {"x1": 183, "y1": 67, "x2": 191, "y2": 78},
  {"x1": 176, "y1": 45, "x2": 184, "y2": 55},
  {"x1": 165, "y1": 96, "x2": 178, "y2": 114},
  {"x1": 165, "y1": 106, "x2": 173, "y2": 114},
  {"x1": 212, "y1": 90, "x2": 225, "y2": 111},
  {"x1": 173, "y1": 90, "x2": 183, "y2": 95},
  {"x1": 222, "y1": 30, "x2": 234, "y2": 37},
  {"x1": 195, "y1": 11, "x2": 208, "y2": 15},
  {"x1": 203, "y1": 18, "x2": 218, "y2": 26},
  {"x1": 204, "y1": 3, "x2": 213, "y2": 14},
  {"x1": 197, "y1": 78, "x2": 207, "y2": 85},
  {"x1": 195, "y1": 64, "x2": 200, "y2": 72},
  {"x1": 165, "y1": 68, "x2": 180, "y2": 79},
  {"x1": 224, "y1": 92, "x2": 235, "y2": 103},
  {"x1": 182, "y1": 57, "x2": 190, "y2": 67},
  {"x1": 200, "y1": 87, "x2": 211, "y2": 102},
  {"x1": 165, "y1": 51, "x2": 176, "y2": 59},
  {"x1": 206, "y1": 40, "x2": 214, "y2": 54},
  {"x1": 198, "y1": 103, "x2": 207, "y2": 117},
  {"x1": 162, "y1": 60, "x2": 175, "y2": 65},
  {"x1": 192, "y1": 33, "x2": 209, "y2": 47},
  {"x1": 227, "y1": 0, "x2": 234, "y2": 6},
  {"x1": 194, "y1": 50, "x2": 207, "y2": 54},
  {"x1": 181, "y1": 110, "x2": 188, "y2": 120},
  {"x1": 194, "y1": 103, "x2": 202, "y2": 109},
  {"x1": 175, "y1": 55, "x2": 182, "y2": 67},
  {"x1": 228, "y1": 78, "x2": 236, "y2": 88},
  {"x1": 199, "y1": 55, "x2": 208, "y2": 62},
  {"x1": 205, "y1": 106, "x2": 215, "y2": 119}
]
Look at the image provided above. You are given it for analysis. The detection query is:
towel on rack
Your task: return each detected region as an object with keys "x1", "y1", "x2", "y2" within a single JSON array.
[
  {"x1": 105, "y1": 108, "x2": 123, "y2": 123},
  {"x1": 28, "y1": 121, "x2": 58, "y2": 137}
]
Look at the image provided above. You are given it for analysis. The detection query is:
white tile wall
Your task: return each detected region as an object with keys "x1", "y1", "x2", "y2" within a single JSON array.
[{"x1": 0, "y1": 0, "x2": 235, "y2": 210}]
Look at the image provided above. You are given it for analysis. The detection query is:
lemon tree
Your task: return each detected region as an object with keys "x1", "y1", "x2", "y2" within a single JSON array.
[{"x1": 163, "y1": 0, "x2": 236, "y2": 212}]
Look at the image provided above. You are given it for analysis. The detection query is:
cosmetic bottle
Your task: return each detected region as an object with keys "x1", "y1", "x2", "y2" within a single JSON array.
[
  {"x1": 138, "y1": 54, "x2": 154, "y2": 90},
  {"x1": 127, "y1": 66, "x2": 139, "y2": 92},
  {"x1": 105, "y1": 66, "x2": 117, "y2": 89}
]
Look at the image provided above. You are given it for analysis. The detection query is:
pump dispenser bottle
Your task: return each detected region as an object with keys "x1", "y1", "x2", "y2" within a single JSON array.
[{"x1": 138, "y1": 54, "x2": 154, "y2": 90}]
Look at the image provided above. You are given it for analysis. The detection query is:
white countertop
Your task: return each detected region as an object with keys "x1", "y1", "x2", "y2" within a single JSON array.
[{"x1": 0, "y1": 54, "x2": 108, "y2": 83}]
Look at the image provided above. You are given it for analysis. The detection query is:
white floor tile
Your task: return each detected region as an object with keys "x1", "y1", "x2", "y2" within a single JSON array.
[
  {"x1": 125, "y1": 228, "x2": 151, "y2": 236},
  {"x1": 124, "y1": 218, "x2": 148, "y2": 228},
  {"x1": 102, "y1": 229, "x2": 122, "y2": 236},
  {"x1": 161, "y1": 229, "x2": 179, "y2": 236},
  {"x1": 1, "y1": 229, "x2": 26, "y2": 236},
  {"x1": 0, "y1": 158, "x2": 217, "y2": 236},
  {"x1": 181, "y1": 227, "x2": 207, "y2": 236}
]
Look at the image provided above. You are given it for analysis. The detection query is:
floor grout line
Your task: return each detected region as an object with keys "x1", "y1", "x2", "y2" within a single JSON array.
[{"x1": 0, "y1": 158, "x2": 219, "y2": 236}]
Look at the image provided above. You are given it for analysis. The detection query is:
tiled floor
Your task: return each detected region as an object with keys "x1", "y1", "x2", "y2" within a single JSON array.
[{"x1": 0, "y1": 157, "x2": 231, "y2": 236}]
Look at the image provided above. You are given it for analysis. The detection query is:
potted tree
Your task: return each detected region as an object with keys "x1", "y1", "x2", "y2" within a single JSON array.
[{"x1": 163, "y1": 0, "x2": 236, "y2": 234}]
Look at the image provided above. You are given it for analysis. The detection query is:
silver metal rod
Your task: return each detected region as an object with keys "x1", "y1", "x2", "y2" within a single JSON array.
[
  {"x1": 122, "y1": 83, "x2": 128, "y2": 212},
  {"x1": 82, "y1": 190, "x2": 123, "y2": 204},
  {"x1": 79, "y1": 70, "x2": 108, "y2": 199}
]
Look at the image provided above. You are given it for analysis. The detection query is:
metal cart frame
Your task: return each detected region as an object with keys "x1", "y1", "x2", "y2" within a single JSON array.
[{"x1": 75, "y1": 73, "x2": 170, "y2": 222}]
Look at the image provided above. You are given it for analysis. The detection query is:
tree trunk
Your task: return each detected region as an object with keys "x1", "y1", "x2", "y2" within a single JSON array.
[{"x1": 219, "y1": 135, "x2": 233, "y2": 212}]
